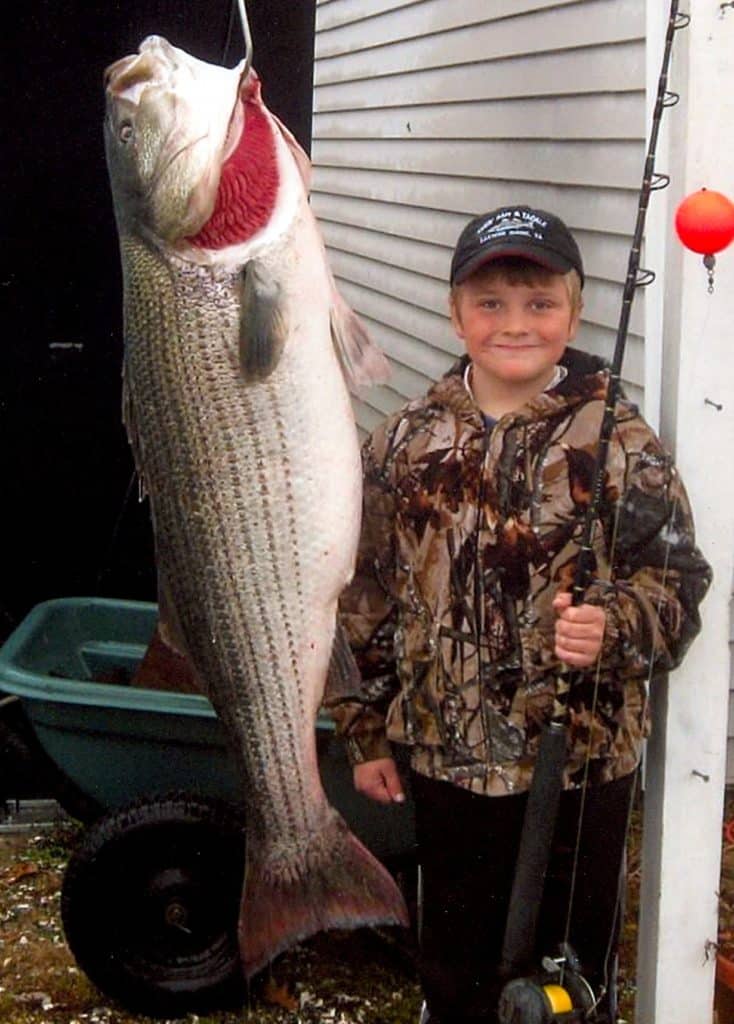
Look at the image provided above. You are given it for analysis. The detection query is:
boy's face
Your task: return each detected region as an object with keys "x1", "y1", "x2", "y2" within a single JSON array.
[{"x1": 450, "y1": 268, "x2": 580, "y2": 395}]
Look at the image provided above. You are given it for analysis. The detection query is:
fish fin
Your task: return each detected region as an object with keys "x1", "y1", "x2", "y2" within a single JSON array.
[
  {"x1": 329, "y1": 282, "x2": 391, "y2": 393},
  {"x1": 325, "y1": 621, "x2": 362, "y2": 700},
  {"x1": 239, "y1": 809, "x2": 409, "y2": 978},
  {"x1": 239, "y1": 261, "x2": 288, "y2": 381},
  {"x1": 270, "y1": 112, "x2": 312, "y2": 192},
  {"x1": 156, "y1": 570, "x2": 189, "y2": 658},
  {"x1": 155, "y1": 573, "x2": 214, "y2": 699},
  {"x1": 131, "y1": 624, "x2": 203, "y2": 695}
]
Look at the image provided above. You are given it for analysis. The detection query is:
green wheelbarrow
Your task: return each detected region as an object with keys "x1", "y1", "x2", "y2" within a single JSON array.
[{"x1": 0, "y1": 597, "x2": 416, "y2": 1016}]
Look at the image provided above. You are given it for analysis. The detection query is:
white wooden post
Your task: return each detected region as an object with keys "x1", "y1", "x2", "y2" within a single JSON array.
[{"x1": 637, "y1": 3, "x2": 734, "y2": 1021}]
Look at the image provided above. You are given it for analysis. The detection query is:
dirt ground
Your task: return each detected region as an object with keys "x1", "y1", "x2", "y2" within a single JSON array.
[
  {"x1": 720, "y1": 798, "x2": 734, "y2": 963},
  {"x1": 0, "y1": 819, "x2": 421, "y2": 1024},
  {"x1": 0, "y1": 798, "x2": 720, "y2": 1024}
]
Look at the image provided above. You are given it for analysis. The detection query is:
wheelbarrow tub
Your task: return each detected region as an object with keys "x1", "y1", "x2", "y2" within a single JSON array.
[{"x1": 0, "y1": 597, "x2": 414, "y2": 861}]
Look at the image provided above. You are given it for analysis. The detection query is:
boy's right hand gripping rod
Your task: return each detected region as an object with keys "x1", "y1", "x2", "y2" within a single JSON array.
[{"x1": 499, "y1": 0, "x2": 689, "y2": 983}]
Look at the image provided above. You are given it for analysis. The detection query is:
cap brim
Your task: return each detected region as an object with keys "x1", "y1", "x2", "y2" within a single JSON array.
[{"x1": 452, "y1": 243, "x2": 575, "y2": 285}]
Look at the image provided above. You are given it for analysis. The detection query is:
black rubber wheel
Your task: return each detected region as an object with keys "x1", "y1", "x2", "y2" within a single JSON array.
[{"x1": 61, "y1": 794, "x2": 246, "y2": 1016}]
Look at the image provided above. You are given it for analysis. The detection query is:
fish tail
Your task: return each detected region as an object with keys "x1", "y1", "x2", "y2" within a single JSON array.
[{"x1": 239, "y1": 812, "x2": 409, "y2": 978}]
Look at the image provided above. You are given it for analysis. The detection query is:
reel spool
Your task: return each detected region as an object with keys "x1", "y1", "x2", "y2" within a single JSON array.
[{"x1": 498, "y1": 946, "x2": 597, "y2": 1024}]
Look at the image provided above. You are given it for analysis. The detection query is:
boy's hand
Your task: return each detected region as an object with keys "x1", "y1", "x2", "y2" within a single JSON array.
[
  {"x1": 354, "y1": 757, "x2": 406, "y2": 804},
  {"x1": 552, "y1": 591, "x2": 606, "y2": 668}
]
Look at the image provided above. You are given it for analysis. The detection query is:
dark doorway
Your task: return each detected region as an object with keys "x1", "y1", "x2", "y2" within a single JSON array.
[{"x1": 1, "y1": 1, "x2": 316, "y2": 639}]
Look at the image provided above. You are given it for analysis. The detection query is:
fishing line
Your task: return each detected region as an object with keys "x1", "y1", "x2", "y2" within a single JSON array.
[
  {"x1": 237, "y1": 0, "x2": 254, "y2": 75},
  {"x1": 559, "y1": 8, "x2": 714, "y2": 996},
  {"x1": 559, "y1": 481, "x2": 681, "y2": 1014},
  {"x1": 224, "y1": 1, "x2": 253, "y2": 71},
  {"x1": 222, "y1": 3, "x2": 238, "y2": 65},
  {"x1": 599, "y1": 489, "x2": 680, "y2": 1005},
  {"x1": 94, "y1": 469, "x2": 138, "y2": 590},
  {"x1": 559, "y1": 490, "x2": 625, "y2": 1006},
  {"x1": 556, "y1": 0, "x2": 690, "y2": 1003},
  {"x1": 497, "y1": 3, "x2": 691, "y2": 1019}
]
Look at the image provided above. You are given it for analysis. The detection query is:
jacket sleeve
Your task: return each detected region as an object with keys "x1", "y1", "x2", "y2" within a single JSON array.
[
  {"x1": 591, "y1": 414, "x2": 712, "y2": 678},
  {"x1": 323, "y1": 425, "x2": 402, "y2": 764}
]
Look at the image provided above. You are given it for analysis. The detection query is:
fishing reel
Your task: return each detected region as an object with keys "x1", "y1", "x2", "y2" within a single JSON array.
[{"x1": 497, "y1": 945, "x2": 598, "y2": 1024}]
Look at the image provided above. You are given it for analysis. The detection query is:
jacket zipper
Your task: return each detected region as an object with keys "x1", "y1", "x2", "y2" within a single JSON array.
[{"x1": 474, "y1": 422, "x2": 494, "y2": 757}]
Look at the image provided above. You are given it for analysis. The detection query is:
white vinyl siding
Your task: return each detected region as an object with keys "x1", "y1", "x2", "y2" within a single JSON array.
[{"x1": 312, "y1": 0, "x2": 647, "y2": 434}]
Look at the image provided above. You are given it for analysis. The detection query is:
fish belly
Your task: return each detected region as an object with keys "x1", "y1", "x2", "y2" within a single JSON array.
[{"x1": 122, "y1": 243, "x2": 407, "y2": 975}]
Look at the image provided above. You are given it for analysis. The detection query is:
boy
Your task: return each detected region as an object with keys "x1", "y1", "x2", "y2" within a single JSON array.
[{"x1": 326, "y1": 206, "x2": 711, "y2": 1023}]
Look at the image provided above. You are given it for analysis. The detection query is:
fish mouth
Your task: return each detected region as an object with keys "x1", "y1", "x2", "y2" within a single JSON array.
[
  {"x1": 104, "y1": 37, "x2": 250, "y2": 240},
  {"x1": 104, "y1": 37, "x2": 175, "y2": 105},
  {"x1": 105, "y1": 36, "x2": 250, "y2": 166},
  {"x1": 104, "y1": 52, "x2": 148, "y2": 100}
]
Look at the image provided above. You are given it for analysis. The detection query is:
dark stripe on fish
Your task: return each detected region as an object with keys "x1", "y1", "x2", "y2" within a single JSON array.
[
  {"x1": 234, "y1": 386, "x2": 309, "y2": 837},
  {"x1": 266, "y1": 378, "x2": 307, "y2": 721}
]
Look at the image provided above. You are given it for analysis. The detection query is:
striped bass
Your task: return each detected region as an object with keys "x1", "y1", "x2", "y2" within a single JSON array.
[{"x1": 102, "y1": 36, "x2": 407, "y2": 978}]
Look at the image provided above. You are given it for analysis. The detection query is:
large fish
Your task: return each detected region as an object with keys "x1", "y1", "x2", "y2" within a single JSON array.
[{"x1": 103, "y1": 36, "x2": 407, "y2": 977}]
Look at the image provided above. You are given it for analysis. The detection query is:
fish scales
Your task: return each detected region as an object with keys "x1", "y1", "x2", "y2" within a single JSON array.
[
  {"x1": 125, "y1": 246, "x2": 335, "y2": 841},
  {"x1": 106, "y1": 36, "x2": 407, "y2": 979}
]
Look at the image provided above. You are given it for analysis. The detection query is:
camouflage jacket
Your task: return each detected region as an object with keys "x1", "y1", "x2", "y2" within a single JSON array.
[{"x1": 326, "y1": 348, "x2": 712, "y2": 796}]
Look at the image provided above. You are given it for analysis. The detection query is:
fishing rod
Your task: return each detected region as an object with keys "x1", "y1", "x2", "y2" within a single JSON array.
[{"x1": 497, "y1": 4, "x2": 690, "y2": 1021}]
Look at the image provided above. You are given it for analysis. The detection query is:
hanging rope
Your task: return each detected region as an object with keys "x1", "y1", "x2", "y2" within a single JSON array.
[
  {"x1": 223, "y1": 1, "x2": 253, "y2": 71},
  {"x1": 237, "y1": 0, "x2": 253, "y2": 75}
]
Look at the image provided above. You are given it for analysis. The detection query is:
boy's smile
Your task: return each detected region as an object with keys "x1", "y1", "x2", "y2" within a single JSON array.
[{"x1": 450, "y1": 272, "x2": 581, "y2": 416}]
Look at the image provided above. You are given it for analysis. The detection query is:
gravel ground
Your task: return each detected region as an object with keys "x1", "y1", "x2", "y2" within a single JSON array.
[
  {"x1": 0, "y1": 819, "x2": 422, "y2": 1024},
  {"x1": 0, "y1": 801, "x2": 663, "y2": 1024},
  {"x1": 719, "y1": 796, "x2": 734, "y2": 961}
]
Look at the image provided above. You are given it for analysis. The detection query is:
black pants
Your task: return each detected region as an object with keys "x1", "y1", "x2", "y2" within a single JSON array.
[{"x1": 412, "y1": 770, "x2": 636, "y2": 1024}]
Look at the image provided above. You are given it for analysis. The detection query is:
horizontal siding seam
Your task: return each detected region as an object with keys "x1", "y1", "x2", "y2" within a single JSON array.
[
  {"x1": 313, "y1": 88, "x2": 646, "y2": 109},
  {"x1": 316, "y1": 0, "x2": 582, "y2": 33},
  {"x1": 317, "y1": 34, "x2": 644, "y2": 67},
  {"x1": 323, "y1": 231, "x2": 631, "y2": 285},
  {"x1": 313, "y1": 134, "x2": 644, "y2": 144},
  {"x1": 329, "y1": 261, "x2": 643, "y2": 349},
  {"x1": 313, "y1": 93, "x2": 644, "y2": 115},
  {"x1": 315, "y1": 38, "x2": 645, "y2": 85},
  {"x1": 312, "y1": 165, "x2": 643, "y2": 192},
  {"x1": 316, "y1": 0, "x2": 641, "y2": 59},
  {"x1": 310, "y1": 181, "x2": 644, "y2": 240},
  {"x1": 319, "y1": 228, "x2": 637, "y2": 291},
  {"x1": 314, "y1": 1, "x2": 646, "y2": 428}
]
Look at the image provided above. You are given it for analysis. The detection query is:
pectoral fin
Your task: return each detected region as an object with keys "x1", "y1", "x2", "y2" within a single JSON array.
[
  {"x1": 329, "y1": 278, "x2": 390, "y2": 392},
  {"x1": 325, "y1": 621, "x2": 363, "y2": 699},
  {"x1": 270, "y1": 111, "x2": 312, "y2": 192},
  {"x1": 153, "y1": 572, "x2": 208, "y2": 698},
  {"x1": 156, "y1": 568, "x2": 190, "y2": 659},
  {"x1": 239, "y1": 261, "x2": 288, "y2": 381}
]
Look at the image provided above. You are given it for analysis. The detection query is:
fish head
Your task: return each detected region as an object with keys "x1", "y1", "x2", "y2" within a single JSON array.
[{"x1": 103, "y1": 36, "x2": 246, "y2": 244}]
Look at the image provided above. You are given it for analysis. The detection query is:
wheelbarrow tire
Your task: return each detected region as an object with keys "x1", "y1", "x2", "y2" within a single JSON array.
[{"x1": 61, "y1": 793, "x2": 246, "y2": 1016}]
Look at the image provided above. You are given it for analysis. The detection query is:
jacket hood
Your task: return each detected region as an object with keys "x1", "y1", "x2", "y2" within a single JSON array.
[{"x1": 428, "y1": 346, "x2": 612, "y2": 426}]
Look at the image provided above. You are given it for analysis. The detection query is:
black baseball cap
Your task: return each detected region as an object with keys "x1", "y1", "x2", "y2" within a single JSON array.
[{"x1": 449, "y1": 206, "x2": 585, "y2": 287}]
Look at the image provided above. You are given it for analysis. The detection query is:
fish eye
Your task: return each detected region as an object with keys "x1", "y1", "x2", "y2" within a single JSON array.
[{"x1": 119, "y1": 120, "x2": 134, "y2": 144}]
